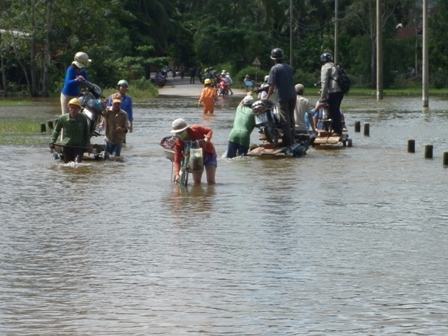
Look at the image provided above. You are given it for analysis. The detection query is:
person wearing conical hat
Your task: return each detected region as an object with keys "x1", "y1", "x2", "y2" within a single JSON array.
[{"x1": 60, "y1": 51, "x2": 92, "y2": 115}]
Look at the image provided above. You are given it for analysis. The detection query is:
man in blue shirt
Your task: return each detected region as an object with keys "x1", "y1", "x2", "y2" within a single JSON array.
[
  {"x1": 267, "y1": 48, "x2": 296, "y2": 147},
  {"x1": 60, "y1": 51, "x2": 91, "y2": 115}
]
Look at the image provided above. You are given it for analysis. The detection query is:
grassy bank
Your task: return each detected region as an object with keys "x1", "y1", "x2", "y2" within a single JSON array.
[
  {"x1": 0, "y1": 80, "x2": 159, "y2": 107},
  {"x1": 0, "y1": 118, "x2": 46, "y2": 145},
  {"x1": 348, "y1": 87, "x2": 448, "y2": 97}
]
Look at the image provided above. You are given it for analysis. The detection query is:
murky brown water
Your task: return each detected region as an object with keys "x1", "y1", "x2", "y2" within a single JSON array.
[{"x1": 1, "y1": 95, "x2": 448, "y2": 335}]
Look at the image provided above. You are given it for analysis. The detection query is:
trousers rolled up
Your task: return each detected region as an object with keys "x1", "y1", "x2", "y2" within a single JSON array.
[{"x1": 60, "y1": 93, "x2": 75, "y2": 115}]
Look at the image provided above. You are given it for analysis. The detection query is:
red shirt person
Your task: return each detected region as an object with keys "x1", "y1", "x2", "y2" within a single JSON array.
[{"x1": 171, "y1": 118, "x2": 217, "y2": 185}]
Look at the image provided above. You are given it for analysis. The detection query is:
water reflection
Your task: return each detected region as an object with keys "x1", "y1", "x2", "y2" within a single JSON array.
[{"x1": 164, "y1": 184, "x2": 216, "y2": 223}]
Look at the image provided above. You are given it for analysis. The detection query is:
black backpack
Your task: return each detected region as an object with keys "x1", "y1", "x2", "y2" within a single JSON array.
[{"x1": 334, "y1": 64, "x2": 351, "y2": 94}]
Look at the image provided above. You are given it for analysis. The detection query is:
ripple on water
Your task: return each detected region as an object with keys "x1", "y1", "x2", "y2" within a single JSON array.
[{"x1": 1, "y1": 96, "x2": 448, "y2": 335}]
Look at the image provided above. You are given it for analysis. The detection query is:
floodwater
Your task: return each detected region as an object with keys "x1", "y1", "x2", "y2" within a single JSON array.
[{"x1": 1, "y1": 94, "x2": 448, "y2": 335}]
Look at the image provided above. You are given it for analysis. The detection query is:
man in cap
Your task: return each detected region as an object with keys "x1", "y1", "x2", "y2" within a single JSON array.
[
  {"x1": 294, "y1": 83, "x2": 316, "y2": 133},
  {"x1": 60, "y1": 51, "x2": 92, "y2": 115},
  {"x1": 266, "y1": 47, "x2": 296, "y2": 147},
  {"x1": 106, "y1": 79, "x2": 133, "y2": 133},
  {"x1": 50, "y1": 98, "x2": 91, "y2": 162},
  {"x1": 103, "y1": 94, "x2": 129, "y2": 158}
]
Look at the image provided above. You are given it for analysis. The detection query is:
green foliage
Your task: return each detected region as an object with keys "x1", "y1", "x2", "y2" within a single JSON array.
[
  {"x1": 103, "y1": 78, "x2": 158, "y2": 101},
  {"x1": 235, "y1": 66, "x2": 266, "y2": 87},
  {"x1": 294, "y1": 68, "x2": 318, "y2": 88},
  {"x1": 1, "y1": 0, "x2": 448, "y2": 96}
]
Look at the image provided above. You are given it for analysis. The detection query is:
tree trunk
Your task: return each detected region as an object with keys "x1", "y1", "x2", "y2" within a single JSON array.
[
  {"x1": 0, "y1": 54, "x2": 6, "y2": 96},
  {"x1": 41, "y1": 0, "x2": 53, "y2": 96},
  {"x1": 370, "y1": 0, "x2": 376, "y2": 87},
  {"x1": 30, "y1": 1, "x2": 37, "y2": 96}
]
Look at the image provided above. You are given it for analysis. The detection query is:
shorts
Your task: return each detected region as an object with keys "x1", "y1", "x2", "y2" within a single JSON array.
[{"x1": 203, "y1": 152, "x2": 217, "y2": 167}]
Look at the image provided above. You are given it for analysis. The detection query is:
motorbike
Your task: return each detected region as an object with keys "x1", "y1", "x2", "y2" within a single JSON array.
[
  {"x1": 250, "y1": 99, "x2": 311, "y2": 157},
  {"x1": 153, "y1": 70, "x2": 167, "y2": 87},
  {"x1": 251, "y1": 99, "x2": 283, "y2": 145},
  {"x1": 312, "y1": 107, "x2": 352, "y2": 147},
  {"x1": 78, "y1": 80, "x2": 104, "y2": 136},
  {"x1": 217, "y1": 79, "x2": 230, "y2": 96}
]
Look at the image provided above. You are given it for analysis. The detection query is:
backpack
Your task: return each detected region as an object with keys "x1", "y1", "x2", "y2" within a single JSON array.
[{"x1": 334, "y1": 64, "x2": 351, "y2": 94}]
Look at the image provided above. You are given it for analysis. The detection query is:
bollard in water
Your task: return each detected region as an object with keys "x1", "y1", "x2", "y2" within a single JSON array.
[
  {"x1": 40, "y1": 123, "x2": 46, "y2": 133},
  {"x1": 354, "y1": 121, "x2": 361, "y2": 132},
  {"x1": 408, "y1": 139, "x2": 415, "y2": 153},
  {"x1": 47, "y1": 120, "x2": 54, "y2": 130},
  {"x1": 363, "y1": 123, "x2": 370, "y2": 136},
  {"x1": 424, "y1": 145, "x2": 433, "y2": 159},
  {"x1": 444, "y1": 152, "x2": 448, "y2": 166}
]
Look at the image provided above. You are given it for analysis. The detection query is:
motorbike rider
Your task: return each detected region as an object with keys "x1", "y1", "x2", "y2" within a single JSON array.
[
  {"x1": 316, "y1": 52, "x2": 343, "y2": 135},
  {"x1": 50, "y1": 98, "x2": 91, "y2": 163},
  {"x1": 266, "y1": 47, "x2": 296, "y2": 147},
  {"x1": 60, "y1": 51, "x2": 91, "y2": 115}
]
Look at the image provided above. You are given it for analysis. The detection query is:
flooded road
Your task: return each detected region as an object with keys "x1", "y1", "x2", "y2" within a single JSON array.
[{"x1": 1, "y1": 95, "x2": 448, "y2": 335}]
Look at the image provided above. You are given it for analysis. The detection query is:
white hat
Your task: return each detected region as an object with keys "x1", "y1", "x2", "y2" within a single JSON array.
[
  {"x1": 170, "y1": 118, "x2": 189, "y2": 133},
  {"x1": 241, "y1": 94, "x2": 254, "y2": 107},
  {"x1": 72, "y1": 51, "x2": 91, "y2": 68}
]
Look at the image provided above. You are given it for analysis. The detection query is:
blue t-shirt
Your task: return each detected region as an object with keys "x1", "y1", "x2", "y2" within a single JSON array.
[
  {"x1": 61, "y1": 65, "x2": 88, "y2": 97},
  {"x1": 268, "y1": 63, "x2": 295, "y2": 102}
]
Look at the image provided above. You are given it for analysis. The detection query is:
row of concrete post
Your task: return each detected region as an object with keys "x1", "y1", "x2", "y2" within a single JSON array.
[
  {"x1": 40, "y1": 120, "x2": 55, "y2": 133},
  {"x1": 408, "y1": 139, "x2": 448, "y2": 166}
]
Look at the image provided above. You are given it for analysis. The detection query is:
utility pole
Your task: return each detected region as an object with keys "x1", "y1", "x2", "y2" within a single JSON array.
[
  {"x1": 422, "y1": 0, "x2": 429, "y2": 107},
  {"x1": 289, "y1": 0, "x2": 293, "y2": 67},
  {"x1": 376, "y1": 0, "x2": 383, "y2": 100},
  {"x1": 334, "y1": 0, "x2": 338, "y2": 64}
]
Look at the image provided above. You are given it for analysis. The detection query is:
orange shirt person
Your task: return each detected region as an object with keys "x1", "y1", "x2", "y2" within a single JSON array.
[{"x1": 198, "y1": 78, "x2": 217, "y2": 114}]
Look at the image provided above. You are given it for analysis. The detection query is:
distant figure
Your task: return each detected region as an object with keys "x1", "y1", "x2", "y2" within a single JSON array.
[
  {"x1": 243, "y1": 74, "x2": 255, "y2": 92},
  {"x1": 198, "y1": 78, "x2": 218, "y2": 114},
  {"x1": 267, "y1": 47, "x2": 296, "y2": 146},
  {"x1": 50, "y1": 98, "x2": 90, "y2": 162},
  {"x1": 60, "y1": 51, "x2": 91, "y2": 114},
  {"x1": 226, "y1": 95, "x2": 256, "y2": 158},
  {"x1": 316, "y1": 52, "x2": 343, "y2": 135},
  {"x1": 190, "y1": 67, "x2": 197, "y2": 84},
  {"x1": 103, "y1": 95, "x2": 129, "y2": 158},
  {"x1": 170, "y1": 118, "x2": 217, "y2": 185}
]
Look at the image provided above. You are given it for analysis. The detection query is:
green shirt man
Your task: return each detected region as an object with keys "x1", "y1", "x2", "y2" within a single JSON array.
[{"x1": 50, "y1": 97, "x2": 90, "y2": 162}]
